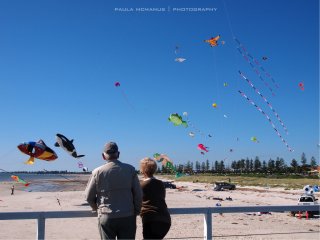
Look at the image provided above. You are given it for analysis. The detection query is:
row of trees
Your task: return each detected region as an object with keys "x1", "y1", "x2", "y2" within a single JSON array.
[{"x1": 160, "y1": 152, "x2": 318, "y2": 174}]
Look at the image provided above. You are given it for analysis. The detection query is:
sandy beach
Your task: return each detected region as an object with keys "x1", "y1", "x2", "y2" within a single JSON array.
[{"x1": 0, "y1": 176, "x2": 319, "y2": 240}]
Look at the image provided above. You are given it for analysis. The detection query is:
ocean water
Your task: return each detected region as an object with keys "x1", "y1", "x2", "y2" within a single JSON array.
[{"x1": 0, "y1": 173, "x2": 89, "y2": 192}]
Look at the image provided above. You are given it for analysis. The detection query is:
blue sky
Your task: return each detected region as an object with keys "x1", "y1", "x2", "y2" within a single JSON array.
[{"x1": 0, "y1": 0, "x2": 318, "y2": 172}]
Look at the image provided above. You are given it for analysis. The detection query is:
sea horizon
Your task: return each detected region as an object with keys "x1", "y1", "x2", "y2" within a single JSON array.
[{"x1": 0, "y1": 172, "x2": 89, "y2": 192}]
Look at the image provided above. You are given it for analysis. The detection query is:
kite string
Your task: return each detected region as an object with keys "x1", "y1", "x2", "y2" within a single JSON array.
[
  {"x1": 221, "y1": 0, "x2": 245, "y2": 146},
  {"x1": 238, "y1": 90, "x2": 293, "y2": 152},
  {"x1": 184, "y1": 114, "x2": 211, "y2": 139},
  {"x1": 0, "y1": 146, "x2": 18, "y2": 162},
  {"x1": 212, "y1": 47, "x2": 223, "y2": 140},
  {"x1": 238, "y1": 71, "x2": 288, "y2": 134},
  {"x1": 0, "y1": 168, "x2": 12, "y2": 174},
  {"x1": 42, "y1": 169, "x2": 87, "y2": 184},
  {"x1": 184, "y1": 115, "x2": 212, "y2": 155},
  {"x1": 222, "y1": 0, "x2": 236, "y2": 39},
  {"x1": 120, "y1": 89, "x2": 135, "y2": 111}
]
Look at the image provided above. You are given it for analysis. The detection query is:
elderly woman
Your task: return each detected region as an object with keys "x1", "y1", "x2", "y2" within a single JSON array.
[{"x1": 139, "y1": 157, "x2": 171, "y2": 239}]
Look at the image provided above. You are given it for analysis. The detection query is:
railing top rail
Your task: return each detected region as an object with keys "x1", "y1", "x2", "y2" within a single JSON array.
[
  {"x1": 0, "y1": 205, "x2": 318, "y2": 220},
  {"x1": 0, "y1": 211, "x2": 97, "y2": 220},
  {"x1": 169, "y1": 205, "x2": 320, "y2": 214}
]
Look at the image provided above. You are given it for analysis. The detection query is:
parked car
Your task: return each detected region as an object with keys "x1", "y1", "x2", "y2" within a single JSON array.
[
  {"x1": 162, "y1": 181, "x2": 177, "y2": 189},
  {"x1": 213, "y1": 182, "x2": 236, "y2": 191},
  {"x1": 290, "y1": 194, "x2": 319, "y2": 217}
]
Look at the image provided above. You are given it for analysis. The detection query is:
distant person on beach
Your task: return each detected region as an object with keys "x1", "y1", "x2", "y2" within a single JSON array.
[
  {"x1": 11, "y1": 185, "x2": 14, "y2": 195},
  {"x1": 85, "y1": 142, "x2": 142, "y2": 240},
  {"x1": 139, "y1": 157, "x2": 171, "y2": 239}
]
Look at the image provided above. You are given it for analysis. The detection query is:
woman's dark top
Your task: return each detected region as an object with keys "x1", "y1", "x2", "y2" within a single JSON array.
[{"x1": 140, "y1": 178, "x2": 171, "y2": 224}]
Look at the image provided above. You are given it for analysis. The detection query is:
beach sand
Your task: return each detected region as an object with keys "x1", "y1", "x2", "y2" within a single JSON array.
[{"x1": 0, "y1": 176, "x2": 319, "y2": 240}]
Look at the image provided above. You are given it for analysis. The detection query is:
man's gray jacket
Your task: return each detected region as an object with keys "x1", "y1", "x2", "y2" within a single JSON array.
[{"x1": 85, "y1": 160, "x2": 142, "y2": 218}]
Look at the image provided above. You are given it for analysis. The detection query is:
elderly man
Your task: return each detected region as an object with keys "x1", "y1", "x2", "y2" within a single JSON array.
[{"x1": 85, "y1": 142, "x2": 142, "y2": 240}]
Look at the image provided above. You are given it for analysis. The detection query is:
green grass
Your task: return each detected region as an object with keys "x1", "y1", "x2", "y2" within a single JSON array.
[{"x1": 157, "y1": 174, "x2": 320, "y2": 189}]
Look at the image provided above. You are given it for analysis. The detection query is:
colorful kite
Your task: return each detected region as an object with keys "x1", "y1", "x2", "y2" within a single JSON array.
[
  {"x1": 11, "y1": 175, "x2": 30, "y2": 187},
  {"x1": 212, "y1": 103, "x2": 217, "y2": 108},
  {"x1": 197, "y1": 144, "x2": 209, "y2": 153},
  {"x1": 77, "y1": 161, "x2": 88, "y2": 171},
  {"x1": 298, "y1": 82, "x2": 304, "y2": 91},
  {"x1": 168, "y1": 113, "x2": 188, "y2": 127},
  {"x1": 238, "y1": 90, "x2": 293, "y2": 152},
  {"x1": 175, "y1": 58, "x2": 186, "y2": 63},
  {"x1": 55, "y1": 133, "x2": 85, "y2": 159},
  {"x1": 189, "y1": 132, "x2": 195, "y2": 137},
  {"x1": 204, "y1": 35, "x2": 220, "y2": 47},
  {"x1": 17, "y1": 140, "x2": 58, "y2": 165},
  {"x1": 153, "y1": 153, "x2": 183, "y2": 178},
  {"x1": 239, "y1": 71, "x2": 288, "y2": 134},
  {"x1": 153, "y1": 153, "x2": 171, "y2": 164},
  {"x1": 77, "y1": 162, "x2": 88, "y2": 172}
]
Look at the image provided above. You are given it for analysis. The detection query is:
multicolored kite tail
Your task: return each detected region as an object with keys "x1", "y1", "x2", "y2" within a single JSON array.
[
  {"x1": 238, "y1": 71, "x2": 288, "y2": 135},
  {"x1": 184, "y1": 115, "x2": 212, "y2": 139},
  {"x1": 236, "y1": 46, "x2": 275, "y2": 96},
  {"x1": 238, "y1": 90, "x2": 293, "y2": 152},
  {"x1": 234, "y1": 38, "x2": 279, "y2": 90}
]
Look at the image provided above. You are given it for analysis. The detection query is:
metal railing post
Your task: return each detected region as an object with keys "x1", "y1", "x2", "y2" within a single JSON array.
[
  {"x1": 203, "y1": 208, "x2": 212, "y2": 240},
  {"x1": 37, "y1": 213, "x2": 45, "y2": 240}
]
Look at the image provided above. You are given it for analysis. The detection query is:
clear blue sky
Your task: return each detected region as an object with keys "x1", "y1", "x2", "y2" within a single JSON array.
[{"x1": 0, "y1": 0, "x2": 318, "y2": 172}]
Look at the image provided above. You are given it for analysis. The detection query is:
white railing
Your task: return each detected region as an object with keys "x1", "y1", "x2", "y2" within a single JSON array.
[{"x1": 0, "y1": 205, "x2": 319, "y2": 240}]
